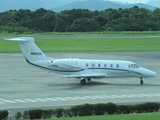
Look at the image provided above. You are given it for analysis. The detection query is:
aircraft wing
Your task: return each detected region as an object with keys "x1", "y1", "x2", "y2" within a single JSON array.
[{"x1": 62, "y1": 71, "x2": 107, "y2": 78}]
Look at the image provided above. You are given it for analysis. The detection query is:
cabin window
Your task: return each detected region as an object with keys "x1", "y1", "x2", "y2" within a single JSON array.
[
  {"x1": 116, "y1": 64, "x2": 119, "y2": 68},
  {"x1": 104, "y1": 64, "x2": 107, "y2": 67},
  {"x1": 86, "y1": 63, "x2": 89, "y2": 67},
  {"x1": 92, "y1": 63, "x2": 95, "y2": 67},
  {"x1": 110, "y1": 64, "x2": 113, "y2": 68},
  {"x1": 98, "y1": 64, "x2": 101, "y2": 67},
  {"x1": 129, "y1": 65, "x2": 131, "y2": 68}
]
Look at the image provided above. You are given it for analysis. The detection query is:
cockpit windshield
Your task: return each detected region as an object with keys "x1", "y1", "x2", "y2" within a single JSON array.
[
  {"x1": 134, "y1": 64, "x2": 140, "y2": 68},
  {"x1": 129, "y1": 64, "x2": 140, "y2": 68}
]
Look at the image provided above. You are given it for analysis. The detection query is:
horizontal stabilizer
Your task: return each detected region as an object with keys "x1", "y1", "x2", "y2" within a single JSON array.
[{"x1": 4, "y1": 37, "x2": 34, "y2": 42}]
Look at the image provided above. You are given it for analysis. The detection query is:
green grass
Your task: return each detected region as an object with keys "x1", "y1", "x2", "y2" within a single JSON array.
[
  {"x1": 0, "y1": 37, "x2": 160, "y2": 53},
  {"x1": 45, "y1": 112, "x2": 160, "y2": 120}
]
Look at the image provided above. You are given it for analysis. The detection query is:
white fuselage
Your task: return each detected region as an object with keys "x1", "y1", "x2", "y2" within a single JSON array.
[{"x1": 30, "y1": 58, "x2": 156, "y2": 79}]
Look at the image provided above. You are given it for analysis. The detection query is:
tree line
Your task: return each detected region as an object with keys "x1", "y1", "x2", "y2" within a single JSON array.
[
  {"x1": 1, "y1": 102, "x2": 160, "y2": 119},
  {"x1": 0, "y1": 6, "x2": 160, "y2": 33}
]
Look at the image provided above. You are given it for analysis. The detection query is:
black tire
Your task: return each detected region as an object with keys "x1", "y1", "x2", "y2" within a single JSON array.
[
  {"x1": 140, "y1": 80, "x2": 144, "y2": 85},
  {"x1": 80, "y1": 79, "x2": 86, "y2": 85}
]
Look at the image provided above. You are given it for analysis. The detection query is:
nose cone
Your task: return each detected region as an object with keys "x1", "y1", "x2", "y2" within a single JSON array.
[
  {"x1": 148, "y1": 71, "x2": 157, "y2": 78},
  {"x1": 143, "y1": 68, "x2": 157, "y2": 78}
]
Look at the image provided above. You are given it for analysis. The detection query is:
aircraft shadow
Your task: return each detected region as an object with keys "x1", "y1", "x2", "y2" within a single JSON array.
[{"x1": 45, "y1": 81, "x2": 158, "y2": 90}]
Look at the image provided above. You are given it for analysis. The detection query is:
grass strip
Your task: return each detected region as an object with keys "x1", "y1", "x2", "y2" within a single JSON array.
[
  {"x1": 0, "y1": 37, "x2": 160, "y2": 53},
  {"x1": 45, "y1": 112, "x2": 160, "y2": 120}
]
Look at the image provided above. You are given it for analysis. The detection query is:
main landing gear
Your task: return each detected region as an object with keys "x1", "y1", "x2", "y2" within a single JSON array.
[
  {"x1": 80, "y1": 78, "x2": 91, "y2": 85},
  {"x1": 140, "y1": 77, "x2": 144, "y2": 85}
]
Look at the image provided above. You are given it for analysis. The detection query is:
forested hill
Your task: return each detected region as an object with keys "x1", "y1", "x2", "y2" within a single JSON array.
[
  {"x1": 0, "y1": 6, "x2": 160, "y2": 33},
  {"x1": 52, "y1": 0, "x2": 155, "y2": 12},
  {"x1": 147, "y1": 0, "x2": 160, "y2": 8},
  {"x1": 0, "y1": 0, "x2": 157, "y2": 12}
]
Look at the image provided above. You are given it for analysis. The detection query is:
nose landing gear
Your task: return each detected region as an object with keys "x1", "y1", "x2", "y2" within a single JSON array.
[{"x1": 140, "y1": 78, "x2": 144, "y2": 85}]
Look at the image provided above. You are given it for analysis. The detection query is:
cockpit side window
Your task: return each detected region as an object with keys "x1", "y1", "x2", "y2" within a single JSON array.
[{"x1": 131, "y1": 64, "x2": 135, "y2": 68}]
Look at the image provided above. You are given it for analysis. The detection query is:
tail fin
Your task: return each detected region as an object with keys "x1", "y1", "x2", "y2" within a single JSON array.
[{"x1": 5, "y1": 37, "x2": 48, "y2": 61}]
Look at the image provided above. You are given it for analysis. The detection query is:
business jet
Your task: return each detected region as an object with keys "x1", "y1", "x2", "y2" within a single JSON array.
[{"x1": 5, "y1": 37, "x2": 156, "y2": 85}]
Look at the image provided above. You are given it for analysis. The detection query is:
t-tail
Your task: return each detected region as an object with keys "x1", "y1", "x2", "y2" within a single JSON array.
[{"x1": 5, "y1": 37, "x2": 49, "y2": 61}]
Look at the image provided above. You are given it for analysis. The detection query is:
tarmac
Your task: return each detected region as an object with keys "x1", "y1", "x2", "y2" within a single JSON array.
[{"x1": 0, "y1": 52, "x2": 160, "y2": 116}]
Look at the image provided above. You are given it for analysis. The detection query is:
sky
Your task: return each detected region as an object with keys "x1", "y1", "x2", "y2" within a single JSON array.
[{"x1": 110, "y1": 0, "x2": 150, "y2": 4}]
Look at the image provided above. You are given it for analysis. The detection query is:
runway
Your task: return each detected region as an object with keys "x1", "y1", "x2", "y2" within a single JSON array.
[{"x1": 0, "y1": 52, "x2": 160, "y2": 116}]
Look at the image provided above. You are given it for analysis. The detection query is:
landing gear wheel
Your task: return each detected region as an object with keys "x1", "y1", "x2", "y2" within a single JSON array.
[
  {"x1": 80, "y1": 79, "x2": 86, "y2": 85},
  {"x1": 140, "y1": 79, "x2": 144, "y2": 85}
]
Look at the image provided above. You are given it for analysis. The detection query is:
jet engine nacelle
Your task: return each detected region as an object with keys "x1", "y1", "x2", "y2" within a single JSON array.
[{"x1": 50, "y1": 59, "x2": 82, "y2": 71}]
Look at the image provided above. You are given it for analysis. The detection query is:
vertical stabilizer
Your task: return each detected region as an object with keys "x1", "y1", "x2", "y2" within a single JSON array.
[{"x1": 5, "y1": 37, "x2": 48, "y2": 61}]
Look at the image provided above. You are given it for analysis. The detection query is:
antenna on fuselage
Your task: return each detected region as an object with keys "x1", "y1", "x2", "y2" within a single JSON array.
[{"x1": 69, "y1": 56, "x2": 73, "y2": 59}]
